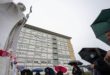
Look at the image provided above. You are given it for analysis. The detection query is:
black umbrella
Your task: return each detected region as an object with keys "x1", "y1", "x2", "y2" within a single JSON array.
[
  {"x1": 68, "y1": 60, "x2": 83, "y2": 66},
  {"x1": 78, "y1": 48, "x2": 107, "y2": 64}
]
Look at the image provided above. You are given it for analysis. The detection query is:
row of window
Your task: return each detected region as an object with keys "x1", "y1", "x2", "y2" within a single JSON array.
[
  {"x1": 17, "y1": 54, "x2": 70, "y2": 59},
  {"x1": 18, "y1": 37, "x2": 68, "y2": 48},
  {"x1": 21, "y1": 28, "x2": 69, "y2": 42},
  {"x1": 21, "y1": 28, "x2": 52, "y2": 38},
  {"x1": 17, "y1": 43, "x2": 69, "y2": 52},
  {"x1": 17, "y1": 58, "x2": 70, "y2": 65}
]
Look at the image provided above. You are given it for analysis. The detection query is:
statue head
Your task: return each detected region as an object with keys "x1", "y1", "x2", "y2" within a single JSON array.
[{"x1": 17, "y1": 2, "x2": 26, "y2": 12}]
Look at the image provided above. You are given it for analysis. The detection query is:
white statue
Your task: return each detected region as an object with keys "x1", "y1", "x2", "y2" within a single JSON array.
[
  {"x1": 0, "y1": 1, "x2": 26, "y2": 51},
  {"x1": 0, "y1": 1, "x2": 27, "y2": 75}
]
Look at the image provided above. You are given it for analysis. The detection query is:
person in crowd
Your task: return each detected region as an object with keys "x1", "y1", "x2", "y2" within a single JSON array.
[
  {"x1": 45, "y1": 68, "x2": 49, "y2": 75},
  {"x1": 92, "y1": 57, "x2": 110, "y2": 75},
  {"x1": 72, "y1": 64, "x2": 82, "y2": 75},
  {"x1": 90, "y1": 64, "x2": 101, "y2": 75},
  {"x1": 57, "y1": 70, "x2": 63, "y2": 75},
  {"x1": 21, "y1": 69, "x2": 33, "y2": 75},
  {"x1": 45, "y1": 67, "x2": 55, "y2": 75},
  {"x1": 35, "y1": 72, "x2": 40, "y2": 75},
  {"x1": 104, "y1": 31, "x2": 110, "y2": 62}
]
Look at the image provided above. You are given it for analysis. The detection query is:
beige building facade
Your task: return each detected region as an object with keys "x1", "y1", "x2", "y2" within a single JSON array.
[{"x1": 16, "y1": 24, "x2": 75, "y2": 70}]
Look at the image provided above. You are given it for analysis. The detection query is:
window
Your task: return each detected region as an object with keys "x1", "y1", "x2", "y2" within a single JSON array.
[
  {"x1": 27, "y1": 52, "x2": 34, "y2": 55},
  {"x1": 17, "y1": 44, "x2": 29, "y2": 50},
  {"x1": 48, "y1": 48, "x2": 52, "y2": 53},
  {"x1": 47, "y1": 34, "x2": 52, "y2": 38},
  {"x1": 36, "y1": 41, "x2": 42, "y2": 46},
  {"x1": 47, "y1": 43, "x2": 52, "y2": 46},
  {"x1": 62, "y1": 51, "x2": 66, "y2": 54},
  {"x1": 19, "y1": 32, "x2": 25, "y2": 37},
  {"x1": 53, "y1": 49, "x2": 58, "y2": 53},
  {"x1": 29, "y1": 45, "x2": 35, "y2": 49},
  {"x1": 18, "y1": 37, "x2": 23, "y2": 43},
  {"x1": 35, "y1": 46, "x2": 42, "y2": 52},
  {"x1": 30, "y1": 34, "x2": 36, "y2": 40},
  {"x1": 25, "y1": 28, "x2": 31, "y2": 33},
  {"x1": 17, "y1": 58, "x2": 26, "y2": 63},
  {"x1": 24, "y1": 33, "x2": 31, "y2": 39},
  {"x1": 65, "y1": 51, "x2": 69, "y2": 55},
  {"x1": 17, "y1": 50, "x2": 26, "y2": 55},
  {"x1": 37, "y1": 32, "x2": 42, "y2": 36},
  {"x1": 47, "y1": 60, "x2": 52, "y2": 64},
  {"x1": 53, "y1": 60, "x2": 58, "y2": 65},
  {"x1": 27, "y1": 55, "x2": 34, "y2": 58},
  {"x1": 41, "y1": 60, "x2": 47, "y2": 64},
  {"x1": 22, "y1": 38, "x2": 29, "y2": 43},
  {"x1": 42, "y1": 48, "x2": 47, "y2": 53},
  {"x1": 19, "y1": 54, "x2": 26, "y2": 57},
  {"x1": 26, "y1": 63, "x2": 33, "y2": 66},
  {"x1": 58, "y1": 50, "x2": 62, "y2": 54},
  {"x1": 42, "y1": 33, "x2": 47, "y2": 37},
  {"x1": 59, "y1": 61, "x2": 63, "y2": 64},
  {"x1": 21, "y1": 28, "x2": 26, "y2": 32},
  {"x1": 31, "y1": 30, "x2": 37, "y2": 35},
  {"x1": 17, "y1": 63, "x2": 25, "y2": 66},
  {"x1": 41, "y1": 53, "x2": 47, "y2": 59},
  {"x1": 53, "y1": 54, "x2": 58, "y2": 59},
  {"x1": 29, "y1": 40, "x2": 36, "y2": 45},
  {"x1": 42, "y1": 42, "x2": 47, "y2": 47},
  {"x1": 42, "y1": 37, "x2": 48, "y2": 42},
  {"x1": 26, "y1": 59, "x2": 33, "y2": 63},
  {"x1": 34, "y1": 60, "x2": 39, "y2": 63},
  {"x1": 48, "y1": 54, "x2": 52, "y2": 59},
  {"x1": 34, "y1": 52, "x2": 41, "y2": 58}
]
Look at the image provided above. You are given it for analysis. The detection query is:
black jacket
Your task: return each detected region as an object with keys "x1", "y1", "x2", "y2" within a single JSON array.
[
  {"x1": 94, "y1": 58, "x2": 110, "y2": 75},
  {"x1": 72, "y1": 65, "x2": 82, "y2": 75}
]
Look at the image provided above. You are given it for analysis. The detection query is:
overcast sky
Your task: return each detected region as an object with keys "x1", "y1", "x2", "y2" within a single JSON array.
[{"x1": 14, "y1": 0, "x2": 110, "y2": 64}]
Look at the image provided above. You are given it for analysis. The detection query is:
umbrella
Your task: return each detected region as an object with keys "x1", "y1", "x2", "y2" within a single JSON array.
[
  {"x1": 17, "y1": 65, "x2": 25, "y2": 71},
  {"x1": 32, "y1": 68, "x2": 43, "y2": 72},
  {"x1": 0, "y1": 50, "x2": 10, "y2": 56},
  {"x1": 45, "y1": 67, "x2": 55, "y2": 75},
  {"x1": 68, "y1": 60, "x2": 83, "y2": 66},
  {"x1": 91, "y1": 8, "x2": 110, "y2": 45},
  {"x1": 54, "y1": 65, "x2": 67, "y2": 73},
  {"x1": 78, "y1": 48, "x2": 107, "y2": 64}
]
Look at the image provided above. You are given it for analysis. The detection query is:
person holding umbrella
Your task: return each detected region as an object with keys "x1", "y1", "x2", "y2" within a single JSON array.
[
  {"x1": 57, "y1": 70, "x2": 63, "y2": 75},
  {"x1": 79, "y1": 48, "x2": 110, "y2": 75},
  {"x1": 45, "y1": 67, "x2": 55, "y2": 75},
  {"x1": 21, "y1": 69, "x2": 33, "y2": 75},
  {"x1": 54, "y1": 65, "x2": 67, "y2": 75},
  {"x1": 104, "y1": 31, "x2": 110, "y2": 63},
  {"x1": 104, "y1": 50, "x2": 110, "y2": 63},
  {"x1": 72, "y1": 64, "x2": 82, "y2": 75},
  {"x1": 91, "y1": 8, "x2": 110, "y2": 64},
  {"x1": 68, "y1": 60, "x2": 82, "y2": 75},
  {"x1": 32, "y1": 68, "x2": 43, "y2": 75},
  {"x1": 35, "y1": 72, "x2": 41, "y2": 75}
]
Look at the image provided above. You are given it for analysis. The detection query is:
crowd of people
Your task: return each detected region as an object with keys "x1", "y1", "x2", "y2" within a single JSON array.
[{"x1": 20, "y1": 65, "x2": 82, "y2": 75}]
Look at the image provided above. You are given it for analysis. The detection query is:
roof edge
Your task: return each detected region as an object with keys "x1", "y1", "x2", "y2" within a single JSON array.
[{"x1": 24, "y1": 24, "x2": 72, "y2": 39}]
